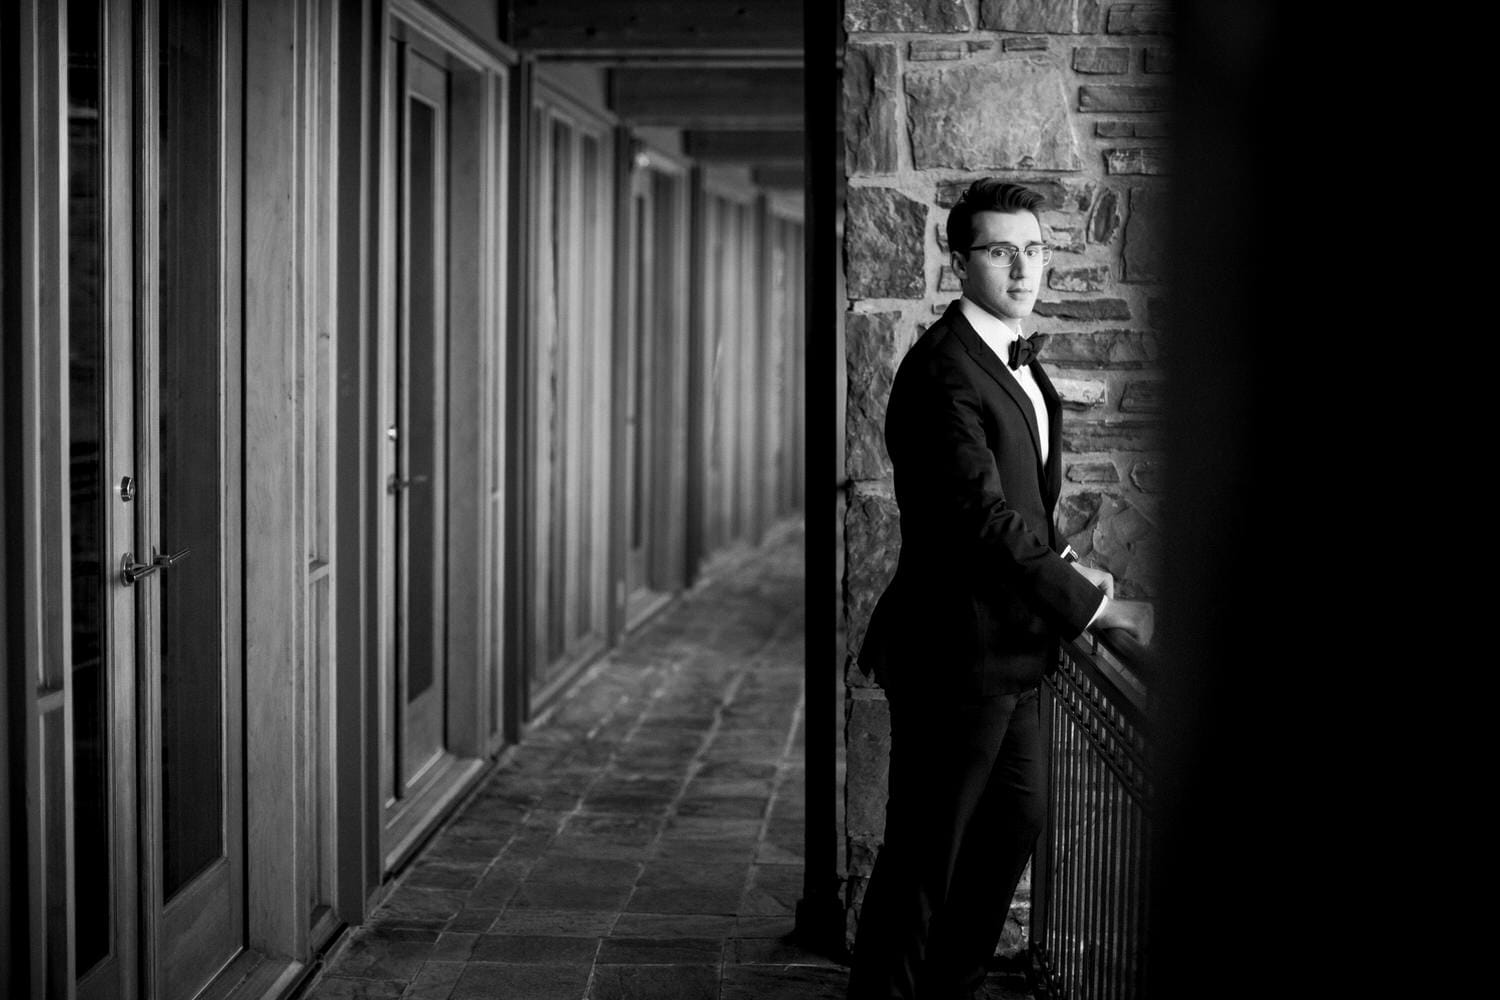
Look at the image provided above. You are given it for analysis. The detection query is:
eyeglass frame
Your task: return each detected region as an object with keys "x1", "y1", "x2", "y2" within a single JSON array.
[{"x1": 962, "y1": 241, "x2": 1053, "y2": 267}]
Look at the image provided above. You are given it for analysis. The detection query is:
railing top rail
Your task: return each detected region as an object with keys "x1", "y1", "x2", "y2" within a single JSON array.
[{"x1": 1060, "y1": 627, "x2": 1151, "y2": 723}]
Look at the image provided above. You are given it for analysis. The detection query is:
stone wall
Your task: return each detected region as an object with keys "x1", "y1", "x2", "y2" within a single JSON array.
[{"x1": 840, "y1": 0, "x2": 1169, "y2": 953}]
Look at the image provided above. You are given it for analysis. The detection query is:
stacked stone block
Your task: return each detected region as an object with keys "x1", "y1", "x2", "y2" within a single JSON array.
[{"x1": 841, "y1": 0, "x2": 1170, "y2": 953}]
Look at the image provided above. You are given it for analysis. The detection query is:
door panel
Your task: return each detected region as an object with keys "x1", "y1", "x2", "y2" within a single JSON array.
[
  {"x1": 399, "y1": 57, "x2": 447, "y2": 789},
  {"x1": 381, "y1": 38, "x2": 455, "y2": 859},
  {"x1": 69, "y1": 1, "x2": 244, "y2": 997},
  {"x1": 67, "y1": 0, "x2": 121, "y2": 986},
  {"x1": 153, "y1": 0, "x2": 243, "y2": 995}
]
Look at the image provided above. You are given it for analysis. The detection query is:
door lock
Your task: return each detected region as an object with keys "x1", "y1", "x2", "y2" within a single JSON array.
[{"x1": 121, "y1": 546, "x2": 192, "y2": 586}]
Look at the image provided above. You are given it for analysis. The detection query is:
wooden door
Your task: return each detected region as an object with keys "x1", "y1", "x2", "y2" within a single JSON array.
[
  {"x1": 71, "y1": 0, "x2": 246, "y2": 997},
  {"x1": 623, "y1": 167, "x2": 657, "y2": 608},
  {"x1": 380, "y1": 37, "x2": 458, "y2": 863}
]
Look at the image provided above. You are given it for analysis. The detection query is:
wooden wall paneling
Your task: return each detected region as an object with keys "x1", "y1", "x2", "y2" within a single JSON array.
[
  {"x1": 793, "y1": 220, "x2": 806, "y2": 510},
  {"x1": 215, "y1": 0, "x2": 249, "y2": 975},
  {"x1": 17, "y1": 0, "x2": 76, "y2": 991},
  {"x1": 740, "y1": 198, "x2": 761, "y2": 544},
  {"x1": 485, "y1": 63, "x2": 510, "y2": 753},
  {"x1": 528, "y1": 103, "x2": 553, "y2": 686},
  {"x1": 305, "y1": 0, "x2": 339, "y2": 942},
  {"x1": 607, "y1": 124, "x2": 631, "y2": 638},
  {"x1": 244, "y1": 0, "x2": 310, "y2": 962},
  {"x1": 524, "y1": 80, "x2": 615, "y2": 709},
  {"x1": 373, "y1": 25, "x2": 400, "y2": 862},
  {"x1": 589, "y1": 111, "x2": 613, "y2": 655},
  {"x1": 365, "y1": 0, "x2": 395, "y2": 905},
  {"x1": 756, "y1": 200, "x2": 777, "y2": 532},
  {"x1": 334, "y1": 0, "x2": 376, "y2": 924},
  {"x1": 560, "y1": 118, "x2": 583, "y2": 653},
  {"x1": 504, "y1": 57, "x2": 534, "y2": 735},
  {"x1": 445, "y1": 55, "x2": 484, "y2": 759},
  {"x1": 1, "y1": 0, "x2": 10, "y2": 982},
  {"x1": 660, "y1": 162, "x2": 691, "y2": 592},
  {"x1": 682, "y1": 167, "x2": 707, "y2": 586}
]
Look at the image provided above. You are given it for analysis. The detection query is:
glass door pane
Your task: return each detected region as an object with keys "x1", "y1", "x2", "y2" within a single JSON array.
[
  {"x1": 67, "y1": 0, "x2": 110, "y2": 975},
  {"x1": 398, "y1": 55, "x2": 447, "y2": 788},
  {"x1": 158, "y1": 0, "x2": 224, "y2": 901}
]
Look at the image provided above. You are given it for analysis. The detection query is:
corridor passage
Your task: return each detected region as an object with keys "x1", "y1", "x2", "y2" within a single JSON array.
[{"x1": 304, "y1": 522, "x2": 846, "y2": 999}]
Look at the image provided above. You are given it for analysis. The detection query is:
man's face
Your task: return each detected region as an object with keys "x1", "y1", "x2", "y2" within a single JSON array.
[{"x1": 953, "y1": 210, "x2": 1045, "y2": 330}]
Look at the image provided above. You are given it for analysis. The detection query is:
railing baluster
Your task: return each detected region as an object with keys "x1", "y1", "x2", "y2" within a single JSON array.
[{"x1": 1033, "y1": 638, "x2": 1150, "y2": 1000}]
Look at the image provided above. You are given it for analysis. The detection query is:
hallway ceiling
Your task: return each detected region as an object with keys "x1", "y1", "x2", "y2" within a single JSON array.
[{"x1": 511, "y1": 0, "x2": 805, "y2": 175}]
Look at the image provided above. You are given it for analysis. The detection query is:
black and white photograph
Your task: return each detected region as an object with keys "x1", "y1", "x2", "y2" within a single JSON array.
[{"x1": 5, "y1": 2, "x2": 1428, "y2": 998}]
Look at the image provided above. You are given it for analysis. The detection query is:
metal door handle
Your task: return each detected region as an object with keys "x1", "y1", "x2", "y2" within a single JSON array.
[
  {"x1": 121, "y1": 546, "x2": 192, "y2": 586},
  {"x1": 153, "y1": 546, "x2": 192, "y2": 569},
  {"x1": 121, "y1": 553, "x2": 158, "y2": 585}
]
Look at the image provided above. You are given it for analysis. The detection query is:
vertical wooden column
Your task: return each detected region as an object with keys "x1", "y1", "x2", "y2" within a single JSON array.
[
  {"x1": 796, "y1": 0, "x2": 841, "y2": 954},
  {"x1": 243, "y1": 0, "x2": 309, "y2": 961},
  {"x1": 333, "y1": 0, "x2": 375, "y2": 925}
]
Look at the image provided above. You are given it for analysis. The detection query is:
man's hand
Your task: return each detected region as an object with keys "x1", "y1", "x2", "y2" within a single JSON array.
[
  {"x1": 1090, "y1": 597, "x2": 1154, "y2": 647},
  {"x1": 1071, "y1": 562, "x2": 1115, "y2": 598}
]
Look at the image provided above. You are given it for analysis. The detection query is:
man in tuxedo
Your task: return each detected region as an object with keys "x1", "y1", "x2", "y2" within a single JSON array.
[{"x1": 846, "y1": 180, "x2": 1154, "y2": 1000}]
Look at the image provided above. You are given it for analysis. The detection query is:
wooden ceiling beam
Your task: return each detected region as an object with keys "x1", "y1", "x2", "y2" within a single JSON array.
[
  {"x1": 610, "y1": 68, "x2": 804, "y2": 128},
  {"x1": 684, "y1": 130, "x2": 804, "y2": 164},
  {"x1": 513, "y1": 0, "x2": 802, "y2": 57}
]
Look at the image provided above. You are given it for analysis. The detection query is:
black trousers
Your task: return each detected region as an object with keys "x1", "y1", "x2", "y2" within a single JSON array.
[{"x1": 847, "y1": 687, "x2": 1045, "y2": 1000}]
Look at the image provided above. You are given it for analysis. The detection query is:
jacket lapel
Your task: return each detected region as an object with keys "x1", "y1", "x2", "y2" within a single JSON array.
[
  {"x1": 946, "y1": 303, "x2": 1046, "y2": 481},
  {"x1": 1031, "y1": 360, "x2": 1064, "y2": 510}
]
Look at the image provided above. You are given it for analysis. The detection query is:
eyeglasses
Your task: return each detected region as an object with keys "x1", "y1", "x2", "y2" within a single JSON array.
[{"x1": 965, "y1": 242, "x2": 1053, "y2": 267}]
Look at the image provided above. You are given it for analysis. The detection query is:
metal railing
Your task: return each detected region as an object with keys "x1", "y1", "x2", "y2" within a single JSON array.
[{"x1": 1031, "y1": 629, "x2": 1152, "y2": 1000}]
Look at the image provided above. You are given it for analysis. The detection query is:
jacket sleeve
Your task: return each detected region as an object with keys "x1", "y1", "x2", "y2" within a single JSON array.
[{"x1": 910, "y1": 352, "x2": 1104, "y2": 639}]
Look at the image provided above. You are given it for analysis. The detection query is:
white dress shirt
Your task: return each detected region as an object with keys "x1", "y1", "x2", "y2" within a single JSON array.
[{"x1": 960, "y1": 297, "x2": 1049, "y2": 465}]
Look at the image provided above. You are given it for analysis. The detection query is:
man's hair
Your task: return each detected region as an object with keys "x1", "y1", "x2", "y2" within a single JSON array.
[{"x1": 945, "y1": 179, "x2": 1046, "y2": 255}]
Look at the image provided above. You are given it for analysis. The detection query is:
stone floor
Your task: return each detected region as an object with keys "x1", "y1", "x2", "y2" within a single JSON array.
[{"x1": 301, "y1": 522, "x2": 1031, "y2": 1000}]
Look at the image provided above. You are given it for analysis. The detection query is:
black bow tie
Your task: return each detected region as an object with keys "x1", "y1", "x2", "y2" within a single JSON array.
[{"x1": 1008, "y1": 334, "x2": 1045, "y2": 370}]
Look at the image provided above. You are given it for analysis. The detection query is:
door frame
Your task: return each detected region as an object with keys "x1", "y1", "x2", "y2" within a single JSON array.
[
  {"x1": 614, "y1": 136, "x2": 690, "y2": 632},
  {"x1": 375, "y1": 0, "x2": 513, "y2": 873}
]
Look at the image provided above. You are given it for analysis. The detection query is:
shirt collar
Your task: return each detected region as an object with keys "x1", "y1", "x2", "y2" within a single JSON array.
[{"x1": 959, "y1": 296, "x2": 1023, "y2": 365}]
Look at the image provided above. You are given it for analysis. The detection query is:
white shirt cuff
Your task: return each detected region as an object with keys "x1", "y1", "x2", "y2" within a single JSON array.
[{"x1": 1085, "y1": 592, "x2": 1107, "y2": 629}]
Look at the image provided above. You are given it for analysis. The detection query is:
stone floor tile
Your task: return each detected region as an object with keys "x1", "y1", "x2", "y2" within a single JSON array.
[
  {"x1": 634, "y1": 860, "x2": 748, "y2": 890},
  {"x1": 306, "y1": 976, "x2": 409, "y2": 998},
  {"x1": 728, "y1": 935, "x2": 841, "y2": 967},
  {"x1": 326, "y1": 937, "x2": 433, "y2": 981},
  {"x1": 428, "y1": 933, "x2": 478, "y2": 963},
  {"x1": 593, "y1": 936, "x2": 723, "y2": 965},
  {"x1": 510, "y1": 880, "x2": 633, "y2": 911},
  {"x1": 624, "y1": 885, "x2": 744, "y2": 916},
  {"x1": 489, "y1": 909, "x2": 618, "y2": 937},
  {"x1": 719, "y1": 964, "x2": 849, "y2": 1000},
  {"x1": 651, "y1": 837, "x2": 758, "y2": 864},
  {"x1": 300, "y1": 526, "x2": 870, "y2": 1000},
  {"x1": 661, "y1": 816, "x2": 762, "y2": 839},
  {"x1": 377, "y1": 888, "x2": 469, "y2": 924},
  {"x1": 608, "y1": 913, "x2": 735, "y2": 939},
  {"x1": 468, "y1": 934, "x2": 601, "y2": 964},
  {"x1": 449, "y1": 963, "x2": 590, "y2": 1000},
  {"x1": 402, "y1": 961, "x2": 465, "y2": 1000},
  {"x1": 586, "y1": 965, "x2": 719, "y2": 1000},
  {"x1": 526, "y1": 856, "x2": 642, "y2": 885},
  {"x1": 557, "y1": 813, "x2": 662, "y2": 842},
  {"x1": 732, "y1": 914, "x2": 796, "y2": 939}
]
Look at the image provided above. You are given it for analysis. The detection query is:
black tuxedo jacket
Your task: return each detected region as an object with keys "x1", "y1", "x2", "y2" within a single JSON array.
[{"x1": 860, "y1": 299, "x2": 1103, "y2": 696}]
